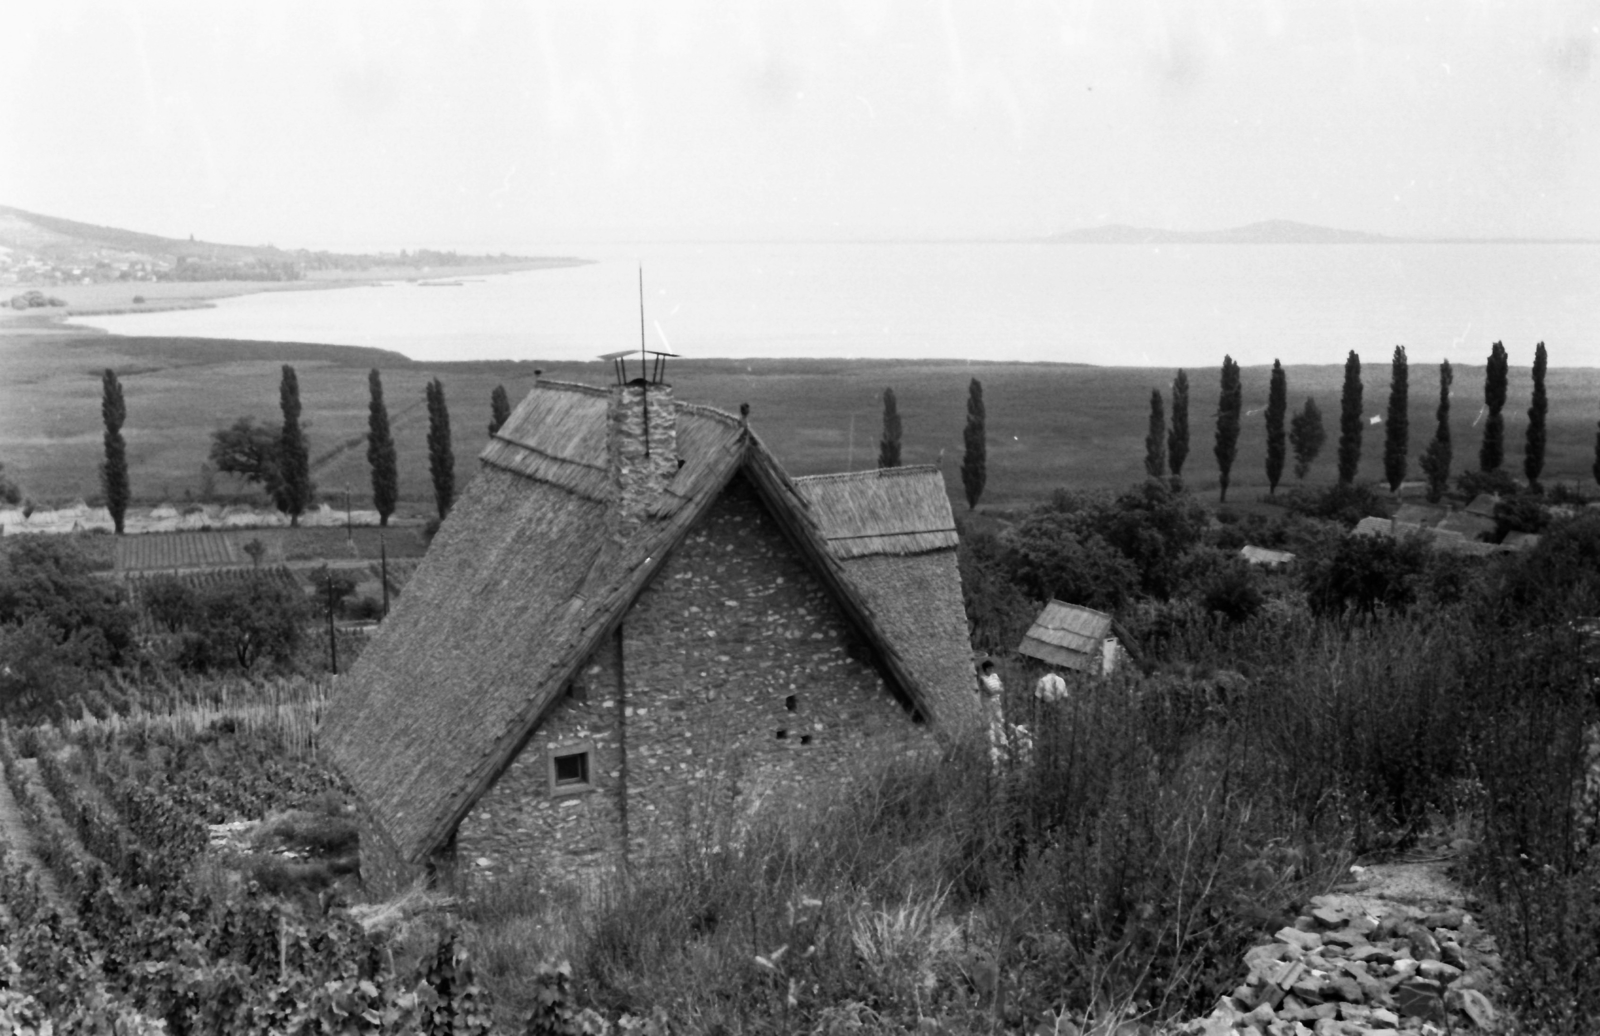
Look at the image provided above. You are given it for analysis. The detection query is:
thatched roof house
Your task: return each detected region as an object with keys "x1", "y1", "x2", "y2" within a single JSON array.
[
  {"x1": 1016, "y1": 599, "x2": 1119, "y2": 675},
  {"x1": 322, "y1": 374, "x2": 977, "y2": 890}
]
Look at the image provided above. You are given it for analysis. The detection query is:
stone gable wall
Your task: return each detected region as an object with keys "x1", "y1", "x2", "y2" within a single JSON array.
[{"x1": 454, "y1": 473, "x2": 935, "y2": 885}]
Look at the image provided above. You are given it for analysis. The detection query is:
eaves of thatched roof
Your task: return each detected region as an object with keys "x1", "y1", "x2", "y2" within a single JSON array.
[{"x1": 322, "y1": 382, "x2": 977, "y2": 867}]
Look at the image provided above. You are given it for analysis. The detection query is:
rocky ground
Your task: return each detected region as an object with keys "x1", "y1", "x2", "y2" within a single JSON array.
[{"x1": 1173, "y1": 843, "x2": 1504, "y2": 1036}]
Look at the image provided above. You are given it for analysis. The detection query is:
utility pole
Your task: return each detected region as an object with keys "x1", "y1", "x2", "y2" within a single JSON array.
[
  {"x1": 345, "y1": 484, "x2": 352, "y2": 544},
  {"x1": 326, "y1": 575, "x2": 338, "y2": 675},
  {"x1": 380, "y1": 538, "x2": 389, "y2": 620}
]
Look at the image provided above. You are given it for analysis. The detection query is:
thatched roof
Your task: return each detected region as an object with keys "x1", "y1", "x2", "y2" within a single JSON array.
[
  {"x1": 791, "y1": 467, "x2": 972, "y2": 727},
  {"x1": 1016, "y1": 600, "x2": 1114, "y2": 673},
  {"x1": 322, "y1": 380, "x2": 976, "y2": 867}
]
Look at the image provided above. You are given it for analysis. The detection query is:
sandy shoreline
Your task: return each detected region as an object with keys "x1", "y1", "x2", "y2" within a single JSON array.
[{"x1": 0, "y1": 257, "x2": 589, "y2": 333}]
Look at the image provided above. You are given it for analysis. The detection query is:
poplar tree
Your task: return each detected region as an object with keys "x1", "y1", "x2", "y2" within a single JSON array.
[
  {"x1": 1167, "y1": 369, "x2": 1190, "y2": 487},
  {"x1": 367, "y1": 369, "x2": 398, "y2": 526},
  {"x1": 1144, "y1": 389, "x2": 1166, "y2": 480},
  {"x1": 1524, "y1": 341, "x2": 1548, "y2": 491},
  {"x1": 1419, "y1": 361, "x2": 1454, "y2": 503},
  {"x1": 1213, "y1": 356, "x2": 1242, "y2": 502},
  {"x1": 426, "y1": 378, "x2": 455, "y2": 520},
  {"x1": 1479, "y1": 341, "x2": 1508, "y2": 471},
  {"x1": 1290, "y1": 398, "x2": 1325, "y2": 480},
  {"x1": 1383, "y1": 346, "x2": 1409, "y2": 493},
  {"x1": 488, "y1": 384, "x2": 512, "y2": 436},
  {"x1": 1264, "y1": 360, "x2": 1287, "y2": 495},
  {"x1": 961, "y1": 378, "x2": 986, "y2": 509},
  {"x1": 1337, "y1": 351, "x2": 1363, "y2": 485},
  {"x1": 1593, "y1": 411, "x2": 1600, "y2": 489},
  {"x1": 277, "y1": 364, "x2": 311, "y2": 526},
  {"x1": 100, "y1": 369, "x2": 130, "y2": 534},
  {"x1": 878, "y1": 388, "x2": 902, "y2": 468}
]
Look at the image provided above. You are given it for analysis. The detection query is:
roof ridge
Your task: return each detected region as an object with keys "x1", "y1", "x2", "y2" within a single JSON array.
[
  {"x1": 534, "y1": 379, "x2": 610, "y2": 397},
  {"x1": 675, "y1": 400, "x2": 744, "y2": 426},
  {"x1": 792, "y1": 465, "x2": 940, "y2": 484}
]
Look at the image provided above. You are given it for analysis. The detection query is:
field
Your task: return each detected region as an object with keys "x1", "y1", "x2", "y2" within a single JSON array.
[{"x1": 3, "y1": 330, "x2": 1599, "y2": 516}]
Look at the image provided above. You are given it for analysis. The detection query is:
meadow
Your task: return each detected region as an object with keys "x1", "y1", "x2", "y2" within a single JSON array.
[{"x1": 3, "y1": 330, "x2": 1598, "y2": 515}]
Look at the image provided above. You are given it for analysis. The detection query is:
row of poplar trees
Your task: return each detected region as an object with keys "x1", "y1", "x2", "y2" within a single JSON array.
[
  {"x1": 875, "y1": 380, "x2": 989, "y2": 510},
  {"x1": 1144, "y1": 341, "x2": 1561, "y2": 502},
  {"x1": 96, "y1": 366, "x2": 516, "y2": 532}
]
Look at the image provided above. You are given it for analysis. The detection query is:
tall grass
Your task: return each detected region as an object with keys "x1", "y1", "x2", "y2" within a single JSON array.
[{"x1": 65, "y1": 671, "x2": 329, "y2": 758}]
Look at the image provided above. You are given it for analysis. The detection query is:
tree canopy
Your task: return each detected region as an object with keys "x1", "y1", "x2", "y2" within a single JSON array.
[
  {"x1": 1264, "y1": 360, "x2": 1287, "y2": 495},
  {"x1": 1524, "y1": 341, "x2": 1548, "y2": 490},
  {"x1": 1144, "y1": 389, "x2": 1166, "y2": 481},
  {"x1": 1167, "y1": 369, "x2": 1190, "y2": 487},
  {"x1": 367, "y1": 369, "x2": 398, "y2": 526},
  {"x1": 1213, "y1": 356, "x2": 1242, "y2": 501},
  {"x1": 961, "y1": 379, "x2": 986, "y2": 509},
  {"x1": 1337, "y1": 351, "x2": 1363, "y2": 485},
  {"x1": 1289, "y1": 398, "x2": 1326, "y2": 480},
  {"x1": 1383, "y1": 346, "x2": 1408, "y2": 493},
  {"x1": 1419, "y1": 360, "x2": 1454, "y2": 503},
  {"x1": 1479, "y1": 341, "x2": 1508, "y2": 472},
  {"x1": 100, "y1": 369, "x2": 129, "y2": 534}
]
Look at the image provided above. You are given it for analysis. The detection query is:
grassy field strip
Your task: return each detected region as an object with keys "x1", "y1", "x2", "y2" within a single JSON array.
[{"x1": 65, "y1": 677, "x2": 330, "y2": 759}]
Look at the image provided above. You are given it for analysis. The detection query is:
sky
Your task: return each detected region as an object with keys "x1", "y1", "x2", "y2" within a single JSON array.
[{"x1": 2, "y1": 1, "x2": 1598, "y2": 249}]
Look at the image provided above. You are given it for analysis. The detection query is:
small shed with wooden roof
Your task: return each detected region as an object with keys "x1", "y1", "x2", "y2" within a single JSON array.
[
  {"x1": 322, "y1": 366, "x2": 978, "y2": 892},
  {"x1": 1016, "y1": 600, "x2": 1120, "y2": 675}
]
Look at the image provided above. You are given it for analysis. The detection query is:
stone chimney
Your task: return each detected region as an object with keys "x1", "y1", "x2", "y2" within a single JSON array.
[{"x1": 608, "y1": 379, "x2": 678, "y2": 539}]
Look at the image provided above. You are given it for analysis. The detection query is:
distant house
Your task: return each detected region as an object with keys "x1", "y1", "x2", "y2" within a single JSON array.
[
  {"x1": 1016, "y1": 600, "x2": 1121, "y2": 676},
  {"x1": 1351, "y1": 515, "x2": 1499, "y2": 557},
  {"x1": 1239, "y1": 545, "x2": 1295, "y2": 568},
  {"x1": 322, "y1": 370, "x2": 978, "y2": 893}
]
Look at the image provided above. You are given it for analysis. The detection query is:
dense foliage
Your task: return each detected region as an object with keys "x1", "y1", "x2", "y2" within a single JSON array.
[
  {"x1": 367, "y1": 369, "x2": 399, "y2": 527},
  {"x1": 1166, "y1": 369, "x2": 1189, "y2": 486},
  {"x1": 1143, "y1": 389, "x2": 1165, "y2": 480},
  {"x1": 1289, "y1": 397, "x2": 1325, "y2": 480},
  {"x1": 1336, "y1": 350, "x2": 1363, "y2": 485},
  {"x1": 1480, "y1": 340, "x2": 1508, "y2": 472},
  {"x1": 1212, "y1": 356, "x2": 1242, "y2": 501},
  {"x1": 1383, "y1": 346, "x2": 1408, "y2": 492},
  {"x1": 277, "y1": 365, "x2": 312, "y2": 526},
  {"x1": 878, "y1": 387, "x2": 902, "y2": 469},
  {"x1": 1264, "y1": 360, "x2": 1286, "y2": 494},
  {"x1": 1525, "y1": 340, "x2": 1548, "y2": 490},
  {"x1": 426, "y1": 377, "x2": 455, "y2": 520},
  {"x1": 961, "y1": 378, "x2": 986, "y2": 509},
  {"x1": 101, "y1": 369, "x2": 130, "y2": 534},
  {"x1": 1419, "y1": 360, "x2": 1453, "y2": 503},
  {"x1": 488, "y1": 383, "x2": 512, "y2": 436}
]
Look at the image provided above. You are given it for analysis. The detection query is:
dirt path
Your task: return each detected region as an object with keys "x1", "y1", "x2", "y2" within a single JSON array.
[{"x1": 0, "y1": 757, "x2": 68, "y2": 912}]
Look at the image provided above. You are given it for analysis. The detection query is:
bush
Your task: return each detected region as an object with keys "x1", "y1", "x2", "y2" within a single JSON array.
[
  {"x1": 142, "y1": 574, "x2": 199, "y2": 633},
  {"x1": 182, "y1": 576, "x2": 310, "y2": 671},
  {"x1": 1455, "y1": 467, "x2": 1519, "y2": 500},
  {"x1": 1281, "y1": 482, "x2": 1390, "y2": 528},
  {"x1": 0, "y1": 537, "x2": 135, "y2": 669},
  {"x1": 1200, "y1": 558, "x2": 1264, "y2": 624},
  {"x1": 1302, "y1": 532, "x2": 1429, "y2": 618}
]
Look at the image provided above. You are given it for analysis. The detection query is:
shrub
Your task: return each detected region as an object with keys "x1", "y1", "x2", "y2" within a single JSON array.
[
  {"x1": 1281, "y1": 482, "x2": 1390, "y2": 528},
  {"x1": 1455, "y1": 467, "x2": 1518, "y2": 500},
  {"x1": 1302, "y1": 532, "x2": 1429, "y2": 618}
]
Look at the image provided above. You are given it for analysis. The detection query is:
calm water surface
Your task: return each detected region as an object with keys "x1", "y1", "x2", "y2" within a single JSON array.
[{"x1": 76, "y1": 242, "x2": 1600, "y2": 367}]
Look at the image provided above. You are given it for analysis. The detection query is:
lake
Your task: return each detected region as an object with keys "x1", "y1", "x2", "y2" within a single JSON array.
[{"x1": 74, "y1": 241, "x2": 1600, "y2": 368}]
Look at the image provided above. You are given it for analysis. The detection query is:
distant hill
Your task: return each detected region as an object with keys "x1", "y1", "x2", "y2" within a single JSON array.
[
  {"x1": 0, "y1": 204, "x2": 539, "y2": 287},
  {"x1": 0, "y1": 205, "x2": 279, "y2": 261},
  {"x1": 1047, "y1": 219, "x2": 1596, "y2": 244}
]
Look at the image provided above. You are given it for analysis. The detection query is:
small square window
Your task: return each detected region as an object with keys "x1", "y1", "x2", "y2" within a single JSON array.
[{"x1": 549, "y1": 742, "x2": 594, "y2": 796}]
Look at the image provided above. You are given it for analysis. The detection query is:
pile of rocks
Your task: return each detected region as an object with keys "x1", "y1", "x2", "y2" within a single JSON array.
[{"x1": 1179, "y1": 893, "x2": 1503, "y2": 1035}]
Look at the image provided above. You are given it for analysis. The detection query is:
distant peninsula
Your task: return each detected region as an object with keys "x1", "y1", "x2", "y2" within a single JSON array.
[{"x1": 1046, "y1": 219, "x2": 1598, "y2": 245}]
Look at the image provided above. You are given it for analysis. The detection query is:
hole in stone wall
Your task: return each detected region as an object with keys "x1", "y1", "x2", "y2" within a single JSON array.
[
  {"x1": 784, "y1": 694, "x2": 797, "y2": 712},
  {"x1": 800, "y1": 734, "x2": 813, "y2": 746},
  {"x1": 775, "y1": 729, "x2": 788, "y2": 740}
]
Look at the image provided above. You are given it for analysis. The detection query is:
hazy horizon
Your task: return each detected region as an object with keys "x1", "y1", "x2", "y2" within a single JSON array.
[{"x1": 3, "y1": 3, "x2": 1597, "y2": 252}]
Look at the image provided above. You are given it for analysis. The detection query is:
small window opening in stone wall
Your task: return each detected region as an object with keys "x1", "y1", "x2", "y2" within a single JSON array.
[
  {"x1": 800, "y1": 734, "x2": 813, "y2": 745},
  {"x1": 775, "y1": 729, "x2": 788, "y2": 740},
  {"x1": 549, "y1": 742, "x2": 594, "y2": 796},
  {"x1": 567, "y1": 680, "x2": 587, "y2": 703},
  {"x1": 784, "y1": 694, "x2": 797, "y2": 712}
]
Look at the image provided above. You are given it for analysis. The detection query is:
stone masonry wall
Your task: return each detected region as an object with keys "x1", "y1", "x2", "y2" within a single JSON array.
[{"x1": 454, "y1": 473, "x2": 936, "y2": 884}]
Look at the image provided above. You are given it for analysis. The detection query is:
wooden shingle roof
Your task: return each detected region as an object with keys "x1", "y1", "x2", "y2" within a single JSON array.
[{"x1": 1016, "y1": 600, "x2": 1115, "y2": 673}]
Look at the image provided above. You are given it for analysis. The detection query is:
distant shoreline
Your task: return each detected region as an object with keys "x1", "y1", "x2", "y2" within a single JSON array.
[{"x1": 0, "y1": 257, "x2": 589, "y2": 332}]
